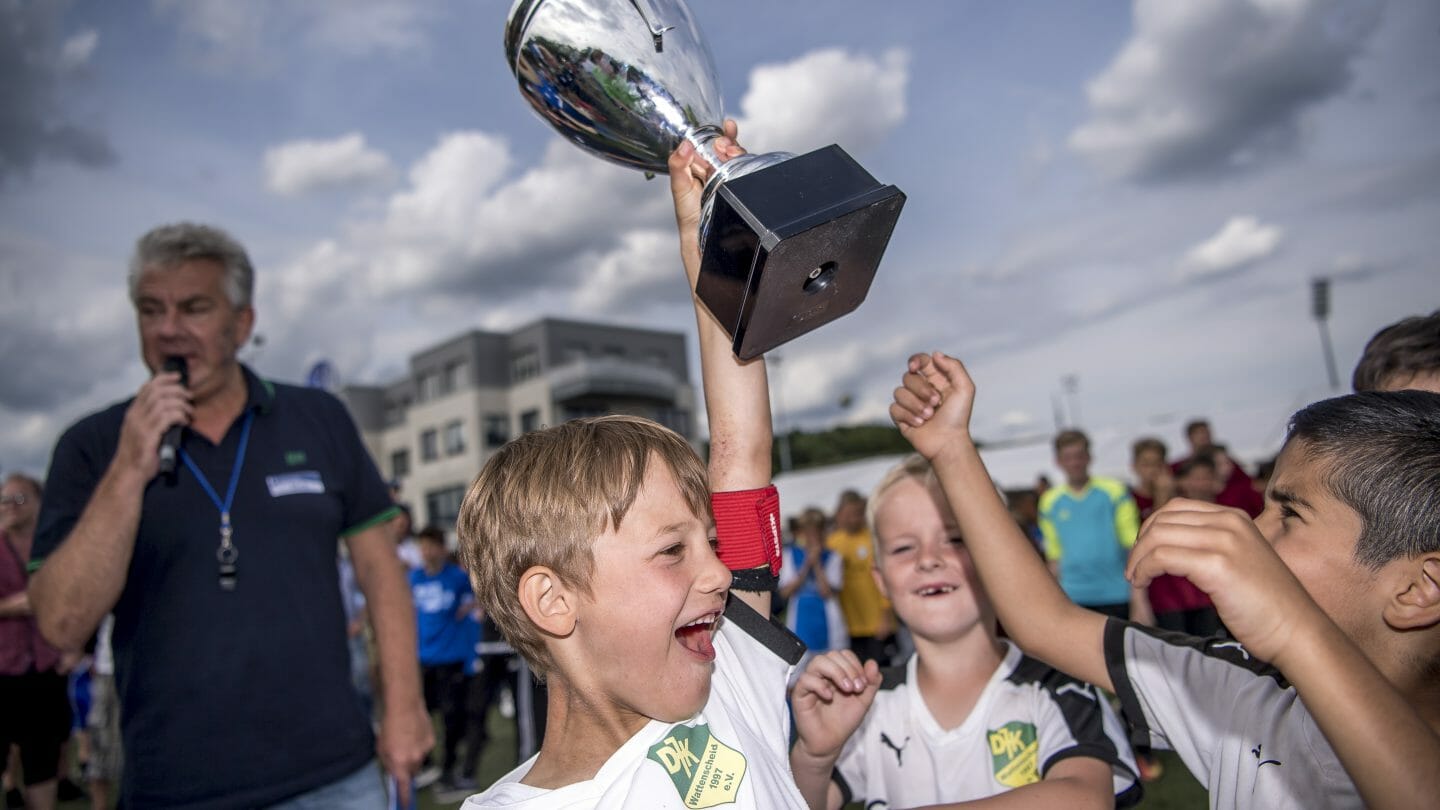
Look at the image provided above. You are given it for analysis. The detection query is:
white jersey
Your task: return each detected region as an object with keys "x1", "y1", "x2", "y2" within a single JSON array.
[
  {"x1": 463, "y1": 597, "x2": 807, "y2": 809},
  {"x1": 1104, "y1": 619, "x2": 1361, "y2": 809},
  {"x1": 835, "y1": 641, "x2": 1139, "y2": 807}
]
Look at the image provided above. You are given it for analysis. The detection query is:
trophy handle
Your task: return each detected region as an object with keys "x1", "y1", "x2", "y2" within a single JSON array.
[{"x1": 626, "y1": 0, "x2": 677, "y2": 52}]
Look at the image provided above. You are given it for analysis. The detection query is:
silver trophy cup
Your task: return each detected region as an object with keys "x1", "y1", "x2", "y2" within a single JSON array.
[{"x1": 505, "y1": 0, "x2": 905, "y2": 359}]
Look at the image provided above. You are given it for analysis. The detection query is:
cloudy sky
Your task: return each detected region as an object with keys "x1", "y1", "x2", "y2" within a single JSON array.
[{"x1": 2, "y1": 0, "x2": 1437, "y2": 482}]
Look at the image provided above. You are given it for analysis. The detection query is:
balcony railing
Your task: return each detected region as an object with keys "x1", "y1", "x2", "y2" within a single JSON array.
[{"x1": 547, "y1": 356, "x2": 683, "y2": 403}]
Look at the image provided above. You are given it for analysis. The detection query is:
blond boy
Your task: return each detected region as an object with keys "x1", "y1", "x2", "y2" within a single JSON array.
[
  {"x1": 455, "y1": 129, "x2": 809, "y2": 808},
  {"x1": 788, "y1": 456, "x2": 1139, "y2": 809}
]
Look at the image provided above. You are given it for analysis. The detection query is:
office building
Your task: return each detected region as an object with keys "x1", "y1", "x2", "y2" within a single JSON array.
[{"x1": 340, "y1": 318, "x2": 696, "y2": 533}]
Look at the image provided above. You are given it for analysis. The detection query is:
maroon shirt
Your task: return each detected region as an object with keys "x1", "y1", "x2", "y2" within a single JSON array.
[
  {"x1": 1217, "y1": 471, "x2": 1265, "y2": 518},
  {"x1": 1132, "y1": 488, "x2": 1215, "y2": 615},
  {"x1": 0, "y1": 530, "x2": 60, "y2": 675}
]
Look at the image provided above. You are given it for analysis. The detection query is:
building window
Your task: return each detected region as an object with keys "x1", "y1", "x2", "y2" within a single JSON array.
[
  {"x1": 424, "y1": 485, "x2": 466, "y2": 534},
  {"x1": 520, "y1": 409, "x2": 541, "y2": 434},
  {"x1": 562, "y1": 405, "x2": 607, "y2": 422},
  {"x1": 602, "y1": 345, "x2": 625, "y2": 358},
  {"x1": 420, "y1": 428, "x2": 439, "y2": 462},
  {"x1": 484, "y1": 414, "x2": 510, "y2": 448},
  {"x1": 512, "y1": 349, "x2": 541, "y2": 382},
  {"x1": 443, "y1": 420, "x2": 466, "y2": 456},
  {"x1": 390, "y1": 449, "x2": 410, "y2": 479},
  {"x1": 441, "y1": 360, "x2": 467, "y2": 395},
  {"x1": 418, "y1": 371, "x2": 441, "y2": 402},
  {"x1": 643, "y1": 349, "x2": 667, "y2": 367},
  {"x1": 656, "y1": 407, "x2": 690, "y2": 437}
]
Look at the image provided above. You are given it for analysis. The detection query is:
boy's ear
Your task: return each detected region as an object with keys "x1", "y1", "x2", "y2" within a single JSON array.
[
  {"x1": 517, "y1": 565, "x2": 578, "y2": 638},
  {"x1": 871, "y1": 563, "x2": 890, "y2": 602},
  {"x1": 1383, "y1": 556, "x2": 1440, "y2": 631}
]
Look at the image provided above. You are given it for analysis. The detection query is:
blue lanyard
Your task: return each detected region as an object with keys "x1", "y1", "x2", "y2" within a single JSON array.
[{"x1": 180, "y1": 409, "x2": 255, "y2": 589}]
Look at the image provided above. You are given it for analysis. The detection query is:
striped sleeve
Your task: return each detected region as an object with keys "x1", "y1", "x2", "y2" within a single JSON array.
[{"x1": 1011, "y1": 656, "x2": 1142, "y2": 806}]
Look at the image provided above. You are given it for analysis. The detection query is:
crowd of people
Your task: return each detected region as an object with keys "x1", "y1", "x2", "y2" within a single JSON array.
[{"x1": 0, "y1": 122, "x2": 1437, "y2": 810}]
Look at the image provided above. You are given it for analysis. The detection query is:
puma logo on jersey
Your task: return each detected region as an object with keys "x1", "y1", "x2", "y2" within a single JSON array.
[
  {"x1": 879, "y1": 732, "x2": 910, "y2": 766},
  {"x1": 1055, "y1": 683, "x2": 1095, "y2": 702}
]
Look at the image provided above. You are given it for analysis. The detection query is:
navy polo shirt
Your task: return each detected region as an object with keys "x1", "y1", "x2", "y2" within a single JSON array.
[{"x1": 34, "y1": 366, "x2": 398, "y2": 809}]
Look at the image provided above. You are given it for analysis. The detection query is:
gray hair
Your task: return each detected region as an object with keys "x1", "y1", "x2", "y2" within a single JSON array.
[{"x1": 127, "y1": 223, "x2": 254, "y2": 309}]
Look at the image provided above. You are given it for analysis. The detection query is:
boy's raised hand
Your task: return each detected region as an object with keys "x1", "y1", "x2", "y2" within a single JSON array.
[
  {"x1": 889, "y1": 351, "x2": 977, "y2": 461},
  {"x1": 791, "y1": 650, "x2": 881, "y2": 766},
  {"x1": 1126, "y1": 499, "x2": 1316, "y2": 667},
  {"x1": 667, "y1": 120, "x2": 743, "y2": 288}
]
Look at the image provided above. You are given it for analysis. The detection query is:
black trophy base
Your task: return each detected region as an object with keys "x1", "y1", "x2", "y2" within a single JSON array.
[{"x1": 696, "y1": 144, "x2": 906, "y2": 360}]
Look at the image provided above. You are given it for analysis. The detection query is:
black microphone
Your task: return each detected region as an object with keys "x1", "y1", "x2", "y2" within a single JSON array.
[{"x1": 158, "y1": 356, "x2": 189, "y2": 477}]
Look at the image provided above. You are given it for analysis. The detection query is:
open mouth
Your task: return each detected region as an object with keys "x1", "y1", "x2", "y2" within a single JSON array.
[
  {"x1": 675, "y1": 611, "x2": 720, "y2": 661},
  {"x1": 916, "y1": 585, "x2": 957, "y2": 597}
]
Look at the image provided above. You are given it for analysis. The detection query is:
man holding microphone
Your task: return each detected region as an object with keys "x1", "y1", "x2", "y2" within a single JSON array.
[{"x1": 29, "y1": 223, "x2": 432, "y2": 808}]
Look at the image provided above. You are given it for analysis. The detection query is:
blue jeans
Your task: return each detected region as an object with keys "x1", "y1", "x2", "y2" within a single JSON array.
[{"x1": 267, "y1": 761, "x2": 386, "y2": 810}]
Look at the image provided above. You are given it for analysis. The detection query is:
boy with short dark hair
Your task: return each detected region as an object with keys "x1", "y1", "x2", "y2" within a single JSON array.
[
  {"x1": 1352, "y1": 309, "x2": 1440, "y2": 393},
  {"x1": 1127, "y1": 437, "x2": 1171, "y2": 520},
  {"x1": 890, "y1": 352, "x2": 1440, "y2": 809},
  {"x1": 454, "y1": 128, "x2": 809, "y2": 808}
]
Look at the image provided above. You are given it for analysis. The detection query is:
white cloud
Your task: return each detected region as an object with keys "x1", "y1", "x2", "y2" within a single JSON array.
[
  {"x1": 263, "y1": 133, "x2": 395, "y2": 197},
  {"x1": 152, "y1": 0, "x2": 265, "y2": 65},
  {"x1": 569, "y1": 229, "x2": 683, "y2": 313},
  {"x1": 307, "y1": 1, "x2": 433, "y2": 56},
  {"x1": 737, "y1": 48, "x2": 909, "y2": 156},
  {"x1": 246, "y1": 44, "x2": 916, "y2": 327},
  {"x1": 58, "y1": 29, "x2": 99, "y2": 71},
  {"x1": 1069, "y1": 0, "x2": 1382, "y2": 182},
  {"x1": 1179, "y1": 215, "x2": 1284, "y2": 279}
]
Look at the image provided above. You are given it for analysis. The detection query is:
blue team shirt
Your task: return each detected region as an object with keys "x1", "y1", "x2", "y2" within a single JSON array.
[
  {"x1": 410, "y1": 563, "x2": 475, "y2": 666},
  {"x1": 787, "y1": 545, "x2": 838, "y2": 651},
  {"x1": 1039, "y1": 477, "x2": 1139, "y2": 606}
]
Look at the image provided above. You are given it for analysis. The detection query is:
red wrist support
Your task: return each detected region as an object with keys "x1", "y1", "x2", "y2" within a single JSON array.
[{"x1": 711, "y1": 485, "x2": 782, "y2": 576}]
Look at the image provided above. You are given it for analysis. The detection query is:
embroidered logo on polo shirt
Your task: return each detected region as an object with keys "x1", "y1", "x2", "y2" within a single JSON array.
[
  {"x1": 647, "y1": 724, "x2": 746, "y2": 808},
  {"x1": 988, "y1": 721, "x2": 1039, "y2": 787},
  {"x1": 266, "y1": 471, "x2": 325, "y2": 497},
  {"x1": 284, "y1": 450, "x2": 308, "y2": 466}
]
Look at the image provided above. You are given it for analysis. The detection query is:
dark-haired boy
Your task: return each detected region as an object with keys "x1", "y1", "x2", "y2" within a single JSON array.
[
  {"x1": 1353, "y1": 309, "x2": 1440, "y2": 393},
  {"x1": 454, "y1": 128, "x2": 809, "y2": 808},
  {"x1": 891, "y1": 352, "x2": 1440, "y2": 808}
]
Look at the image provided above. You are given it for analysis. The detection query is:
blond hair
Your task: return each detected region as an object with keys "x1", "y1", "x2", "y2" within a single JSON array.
[
  {"x1": 456, "y1": 415, "x2": 710, "y2": 678},
  {"x1": 865, "y1": 454, "x2": 939, "y2": 560}
]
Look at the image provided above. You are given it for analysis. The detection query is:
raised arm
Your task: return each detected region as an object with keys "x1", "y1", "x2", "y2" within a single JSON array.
[
  {"x1": 668, "y1": 126, "x2": 775, "y2": 616},
  {"x1": 890, "y1": 352, "x2": 1112, "y2": 691},
  {"x1": 31, "y1": 373, "x2": 191, "y2": 649}
]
